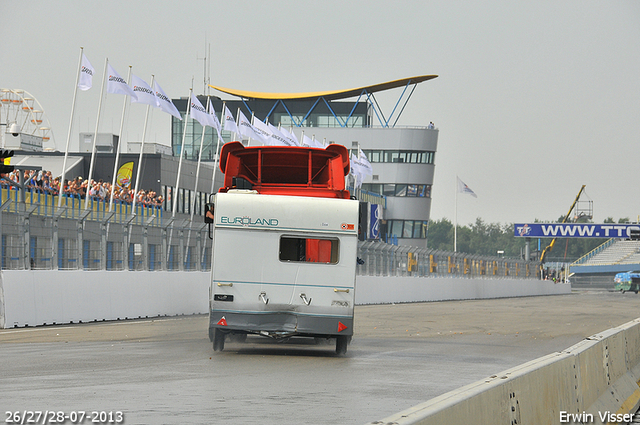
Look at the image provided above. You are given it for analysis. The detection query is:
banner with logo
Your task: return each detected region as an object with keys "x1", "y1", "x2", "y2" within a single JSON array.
[
  {"x1": 106, "y1": 64, "x2": 137, "y2": 99},
  {"x1": 207, "y1": 98, "x2": 222, "y2": 135},
  {"x1": 267, "y1": 123, "x2": 291, "y2": 146},
  {"x1": 237, "y1": 110, "x2": 263, "y2": 142},
  {"x1": 281, "y1": 127, "x2": 299, "y2": 146},
  {"x1": 131, "y1": 74, "x2": 157, "y2": 107},
  {"x1": 190, "y1": 93, "x2": 212, "y2": 128},
  {"x1": 369, "y1": 204, "x2": 381, "y2": 239},
  {"x1": 514, "y1": 223, "x2": 640, "y2": 238},
  {"x1": 116, "y1": 161, "x2": 134, "y2": 189},
  {"x1": 78, "y1": 53, "x2": 95, "y2": 91},
  {"x1": 251, "y1": 117, "x2": 273, "y2": 144},
  {"x1": 153, "y1": 80, "x2": 181, "y2": 120},
  {"x1": 223, "y1": 105, "x2": 238, "y2": 134}
]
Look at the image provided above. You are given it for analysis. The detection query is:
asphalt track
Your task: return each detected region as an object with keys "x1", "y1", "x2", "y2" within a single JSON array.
[{"x1": 1, "y1": 289, "x2": 638, "y2": 425}]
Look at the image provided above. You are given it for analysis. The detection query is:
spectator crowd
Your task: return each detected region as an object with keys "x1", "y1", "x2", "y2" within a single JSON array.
[{"x1": 0, "y1": 169, "x2": 164, "y2": 208}]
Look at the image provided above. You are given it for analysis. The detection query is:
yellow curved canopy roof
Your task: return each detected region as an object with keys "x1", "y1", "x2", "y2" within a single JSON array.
[{"x1": 208, "y1": 75, "x2": 438, "y2": 101}]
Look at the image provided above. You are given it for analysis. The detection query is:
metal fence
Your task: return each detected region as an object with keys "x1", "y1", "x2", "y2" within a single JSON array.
[
  {"x1": 0, "y1": 187, "x2": 538, "y2": 278},
  {"x1": 356, "y1": 240, "x2": 539, "y2": 279},
  {"x1": 0, "y1": 192, "x2": 210, "y2": 272}
]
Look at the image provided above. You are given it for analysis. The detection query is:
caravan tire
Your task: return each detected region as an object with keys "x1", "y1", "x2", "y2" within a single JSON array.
[
  {"x1": 336, "y1": 335, "x2": 349, "y2": 355},
  {"x1": 213, "y1": 329, "x2": 225, "y2": 352}
]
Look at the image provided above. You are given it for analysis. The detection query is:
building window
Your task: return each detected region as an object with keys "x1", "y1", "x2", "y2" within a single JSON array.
[
  {"x1": 394, "y1": 184, "x2": 407, "y2": 197},
  {"x1": 361, "y1": 149, "x2": 435, "y2": 164},
  {"x1": 390, "y1": 220, "x2": 404, "y2": 238},
  {"x1": 383, "y1": 184, "x2": 395, "y2": 197},
  {"x1": 403, "y1": 221, "x2": 414, "y2": 238},
  {"x1": 362, "y1": 183, "x2": 431, "y2": 198},
  {"x1": 387, "y1": 220, "x2": 428, "y2": 239},
  {"x1": 278, "y1": 115, "x2": 304, "y2": 128}
]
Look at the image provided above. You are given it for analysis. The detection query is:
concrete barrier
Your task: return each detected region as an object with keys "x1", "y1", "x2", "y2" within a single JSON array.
[
  {"x1": 0, "y1": 270, "x2": 209, "y2": 328},
  {"x1": 354, "y1": 276, "x2": 570, "y2": 304},
  {"x1": 369, "y1": 319, "x2": 640, "y2": 425},
  {"x1": 0, "y1": 271, "x2": 569, "y2": 328}
]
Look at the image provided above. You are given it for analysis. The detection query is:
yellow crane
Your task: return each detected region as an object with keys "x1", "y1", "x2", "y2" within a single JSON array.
[{"x1": 539, "y1": 185, "x2": 587, "y2": 271}]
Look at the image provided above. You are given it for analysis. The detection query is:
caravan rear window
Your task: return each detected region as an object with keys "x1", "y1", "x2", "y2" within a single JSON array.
[{"x1": 279, "y1": 236, "x2": 339, "y2": 264}]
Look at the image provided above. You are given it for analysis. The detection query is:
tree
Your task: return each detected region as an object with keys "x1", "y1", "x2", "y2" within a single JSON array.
[
  {"x1": 427, "y1": 217, "x2": 622, "y2": 261},
  {"x1": 426, "y1": 218, "x2": 453, "y2": 251}
]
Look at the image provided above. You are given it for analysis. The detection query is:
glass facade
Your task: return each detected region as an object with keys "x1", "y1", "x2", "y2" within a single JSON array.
[
  {"x1": 361, "y1": 149, "x2": 435, "y2": 164},
  {"x1": 386, "y1": 220, "x2": 428, "y2": 239},
  {"x1": 362, "y1": 183, "x2": 431, "y2": 198},
  {"x1": 172, "y1": 113, "x2": 233, "y2": 162}
]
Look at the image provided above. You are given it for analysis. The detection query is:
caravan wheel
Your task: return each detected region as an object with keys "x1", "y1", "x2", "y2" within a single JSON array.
[
  {"x1": 213, "y1": 329, "x2": 225, "y2": 352},
  {"x1": 336, "y1": 336, "x2": 349, "y2": 355}
]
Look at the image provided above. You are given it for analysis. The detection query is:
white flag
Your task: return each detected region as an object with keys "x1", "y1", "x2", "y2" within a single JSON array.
[
  {"x1": 301, "y1": 133, "x2": 314, "y2": 147},
  {"x1": 78, "y1": 53, "x2": 95, "y2": 91},
  {"x1": 350, "y1": 149, "x2": 372, "y2": 184},
  {"x1": 357, "y1": 149, "x2": 373, "y2": 177},
  {"x1": 267, "y1": 123, "x2": 291, "y2": 146},
  {"x1": 350, "y1": 153, "x2": 364, "y2": 188},
  {"x1": 106, "y1": 64, "x2": 137, "y2": 99},
  {"x1": 237, "y1": 110, "x2": 262, "y2": 142},
  {"x1": 252, "y1": 118, "x2": 273, "y2": 144},
  {"x1": 223, "y1": 105, "x2": 238, "y2": 134},
  {"x1": 281, "y1": 127, "x2": 299, "y2": 146},
  {"x1": 153, "y1": 80, "x2": 182, "y2": 120},
  {"x1": 457, "y1": 176, "x2": 477, "y2": 198},
  {"x1": 309, "y1": 136, "x2": 325, "y2": 149},
  {"x1": 207, "y1": 98, "x2": 222, "y2": 136},
  {"x1": 131, "y1": 74, "x2": 157, "y2": 107},
  {"x1": 190, "y1": 93, "x2": 212, "y2": 128}
]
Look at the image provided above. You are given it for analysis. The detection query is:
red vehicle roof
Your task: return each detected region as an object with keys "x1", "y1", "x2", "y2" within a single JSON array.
[{"x1": 218, "y1": 141, "x2": 351, "y2": 199}]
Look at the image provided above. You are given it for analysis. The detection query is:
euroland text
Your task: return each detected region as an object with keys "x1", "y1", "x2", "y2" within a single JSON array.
[{"x1": 560, "y1": 410, "x2": 635, "y2": 423}]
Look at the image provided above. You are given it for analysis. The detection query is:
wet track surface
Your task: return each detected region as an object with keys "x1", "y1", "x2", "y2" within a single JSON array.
[{"x1": 1, "y1": 289, "x2": 638, "y2": 424}]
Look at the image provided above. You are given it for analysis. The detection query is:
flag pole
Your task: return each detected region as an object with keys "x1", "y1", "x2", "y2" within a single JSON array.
[
  {"x1": 234, "y1": 107, "x2": 239, "y2": 142},
  {"x1": 210, "y1": 100, "x2": 225, "y2": 195},
  {"x1": 172, "y1": 88, "x2": 192, "y2": 218},
  {"x1": 109, "y1": 66, "x2": 132, "y2": 211},
  {"x1": 58, "y1": 47, "x2": 84, "y2": 208},
  {"x1": 130, "y1": 75, "x2": 154, "y2": 211},
  {"x1": 185, "y1": 93, "x2": 212, "y2": 252},
  {"x1": 84, "y1": 57, "x2": 108, "y2": 210},
  {"x1": 166, "y1": 87, "x2": 191, "y2": 268},
  {"x1": 454, "y1": 175, "x2": 458, "y2": 252},
  {"x1": 191, "y1": 94, "x2": 208, "y2": 221}
]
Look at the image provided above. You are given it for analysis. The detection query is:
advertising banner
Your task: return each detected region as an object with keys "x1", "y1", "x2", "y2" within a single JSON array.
[
  {"x1": 369, "y1": 204, "x2": 381, "y2": 240},
  {"x1": 514, "y1": 223, "x2": 640, "y2": 238}
]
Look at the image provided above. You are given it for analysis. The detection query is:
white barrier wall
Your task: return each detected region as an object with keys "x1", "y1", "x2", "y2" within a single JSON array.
[
  {"x1": 0, "y1": 270, "x2": 210, "y2": 328},
  {"x1": 354, "y1": 276, "x2": 570, "y2": 304},
  {"x1": 370, "y1": 318, "x2": 640, "y2": 425},
  {"x1": 0, "y1": 271, "x2": 568, "y2": 328}
]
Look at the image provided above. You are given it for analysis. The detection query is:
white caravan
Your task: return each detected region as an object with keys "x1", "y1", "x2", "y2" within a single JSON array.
[{"x1": 206, "y1": 142, "x2": 358, "y2": 354}]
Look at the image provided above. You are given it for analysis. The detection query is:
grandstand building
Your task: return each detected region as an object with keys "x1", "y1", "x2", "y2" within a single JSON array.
[
  {"x1": 571, "y1": 239, "x2": 640, "y2": 289},
  {"x1": 170, "y1": 75, "x2": 439, "y2": 248}
]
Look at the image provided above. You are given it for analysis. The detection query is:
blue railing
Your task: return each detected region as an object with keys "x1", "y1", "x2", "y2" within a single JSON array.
[{"x1": 0, "y1": 186, "x2": 164, "y2": 226}]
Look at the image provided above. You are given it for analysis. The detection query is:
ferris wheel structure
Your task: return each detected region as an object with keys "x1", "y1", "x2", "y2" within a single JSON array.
[{"x1": 0, "y1": 88, "x2": 56, "y2": 149}]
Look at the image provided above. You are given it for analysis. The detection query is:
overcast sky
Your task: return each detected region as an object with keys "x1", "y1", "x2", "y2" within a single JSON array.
[{"x1": 2, "y1": 0, "x2": 639, "y2": 225}]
